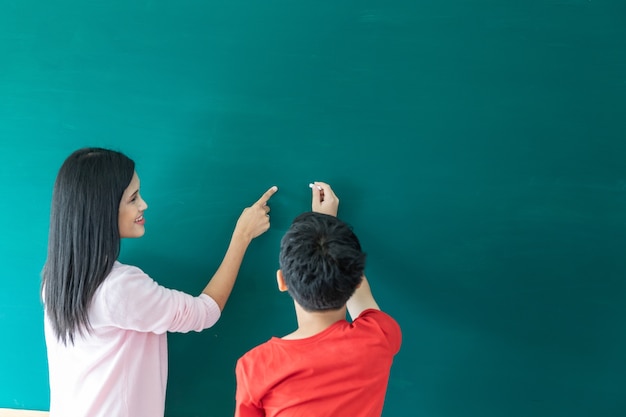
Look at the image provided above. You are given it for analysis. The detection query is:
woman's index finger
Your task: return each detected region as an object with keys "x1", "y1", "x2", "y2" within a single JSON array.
[{"x1": 257, "y1": 185, "x2": 278, "y2": 206}]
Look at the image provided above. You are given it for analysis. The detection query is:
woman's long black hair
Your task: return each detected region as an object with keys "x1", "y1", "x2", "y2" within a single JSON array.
[{"x1": 42, "y1": 148, "x2": 135, "y2": 345}]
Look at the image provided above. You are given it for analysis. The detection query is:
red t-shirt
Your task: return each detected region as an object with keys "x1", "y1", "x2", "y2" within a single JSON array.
[{"x1": 235, "y1": 309, "x2": 402, "y2": 417}]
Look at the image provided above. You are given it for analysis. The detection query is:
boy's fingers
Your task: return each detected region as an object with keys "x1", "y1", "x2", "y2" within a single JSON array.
[
  {"x1": 310, "y1": 181, "x2": 325, "y2": 195},
  {"x1": 310, "y1": 183, "x2": 320, "y2": 199},
  {"x1": 311, "y1": 181, "x2": 331, "y2": 203}
]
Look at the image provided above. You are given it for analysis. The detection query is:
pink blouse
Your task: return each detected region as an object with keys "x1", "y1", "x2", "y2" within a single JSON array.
[{"x1": 44, "y1": 261, "x2": 221, "y2": 417}]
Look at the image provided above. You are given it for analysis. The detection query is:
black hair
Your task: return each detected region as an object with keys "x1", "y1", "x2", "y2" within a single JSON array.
[
  {"x1": 279, "y1": 212, "x2": 366, "y2": 311},
  {"x1": 42, "y1": 148, "x2": 135, "y2": 345}
]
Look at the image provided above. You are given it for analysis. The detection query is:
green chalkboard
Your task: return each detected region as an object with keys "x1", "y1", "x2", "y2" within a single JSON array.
[{"x1": 1, "y1": 1, "x2": 626, "y2": 416}]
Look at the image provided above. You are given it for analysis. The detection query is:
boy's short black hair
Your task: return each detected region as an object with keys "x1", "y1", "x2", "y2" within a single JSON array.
[{"x1": 279, "y1": 212, "x2": 366, "y2": 311}]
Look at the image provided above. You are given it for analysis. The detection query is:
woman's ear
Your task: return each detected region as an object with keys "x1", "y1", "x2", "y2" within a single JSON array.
[{"x1": 276, "y1": 270, "x2": 288, "y2": 292}]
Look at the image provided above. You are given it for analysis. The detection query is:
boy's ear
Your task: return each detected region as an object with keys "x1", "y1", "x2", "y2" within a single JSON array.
[{"x1": 276, "y1": 270, "x2": 288, "y2": 292}]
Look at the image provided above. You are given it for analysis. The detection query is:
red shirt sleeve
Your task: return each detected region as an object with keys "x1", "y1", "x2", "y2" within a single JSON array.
[
  {"x1": 235, "y1": 357, "x2": 265, "y2": 417},
  {"x1": 355, "y1": 309, "x2": 402, "y2": 354}
]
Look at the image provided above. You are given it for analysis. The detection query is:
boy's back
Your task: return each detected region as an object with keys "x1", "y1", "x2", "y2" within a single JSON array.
[
  {"x1": 234, "y1": 183, "x2": 402, "y2": 417},
  {"x1": 235, "y1": 308, "x2": 401, "y2": 417}
]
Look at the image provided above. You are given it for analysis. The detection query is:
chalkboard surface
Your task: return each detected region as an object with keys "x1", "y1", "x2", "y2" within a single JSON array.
[{"x1": 1, "y1": 1, "x2": 625, "y2": 416}]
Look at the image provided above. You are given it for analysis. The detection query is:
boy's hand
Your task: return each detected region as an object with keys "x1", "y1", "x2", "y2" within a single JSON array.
[
  {"x1": 310, "y1": 182, "x2": 339, "y2": 217},
  {"x1": 234, "y1": 186, "x2": 278, "y2": 241}
]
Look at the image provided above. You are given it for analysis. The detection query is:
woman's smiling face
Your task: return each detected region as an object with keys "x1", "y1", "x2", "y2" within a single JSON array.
[{"x1": 118, "y1": 171, "x2": 148, "y2": 238}]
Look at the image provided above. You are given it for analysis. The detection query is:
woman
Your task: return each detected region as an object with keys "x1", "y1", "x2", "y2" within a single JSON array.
[{"x1": 42, "y1": 147, "x2": 277, "y2": 417}]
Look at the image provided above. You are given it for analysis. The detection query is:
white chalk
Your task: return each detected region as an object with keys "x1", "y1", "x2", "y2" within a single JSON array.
[{"x1": 309, "y1": 183, "x2": 322, "y2": 190}]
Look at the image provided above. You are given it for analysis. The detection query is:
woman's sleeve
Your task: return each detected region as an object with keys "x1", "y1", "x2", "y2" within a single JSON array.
[{"x1": 96, "y1": 264, "x2": 221, "y2": 334}]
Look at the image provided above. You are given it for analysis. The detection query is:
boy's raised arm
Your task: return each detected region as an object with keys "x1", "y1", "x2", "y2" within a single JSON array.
[
  {"x1": 347, "y1": 275, "x2": 380, "y2": 321},
  {"x1": 309, "y1": 182, "x2": 378, "y2": 320}
]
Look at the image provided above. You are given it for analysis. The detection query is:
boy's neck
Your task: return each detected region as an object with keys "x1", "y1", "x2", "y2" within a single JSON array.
[{"x1": 282, "y1": 302, "x2": 347, "y2": 340}]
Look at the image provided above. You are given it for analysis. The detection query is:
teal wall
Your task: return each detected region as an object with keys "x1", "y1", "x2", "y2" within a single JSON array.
[{"x1": 1, "y1": 1, "x2": 625, "y2": 416}]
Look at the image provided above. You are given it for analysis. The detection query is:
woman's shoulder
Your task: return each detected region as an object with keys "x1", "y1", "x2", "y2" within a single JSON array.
[
  {"x1": 112, "y1": 261, "x2": 147, "y2": 275},
  {"x1": 105, "y1": 261, "x2": 153, "y2": 287}
]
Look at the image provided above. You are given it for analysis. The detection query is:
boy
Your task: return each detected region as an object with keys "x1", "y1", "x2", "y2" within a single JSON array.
[{"x1": 235, "y1": 182, "x2": 402, "y2": 417}]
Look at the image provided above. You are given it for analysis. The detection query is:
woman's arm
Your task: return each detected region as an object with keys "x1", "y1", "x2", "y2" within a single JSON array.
[{"x1": 202, "y1": 186, "x2": 278, "y2": 310}]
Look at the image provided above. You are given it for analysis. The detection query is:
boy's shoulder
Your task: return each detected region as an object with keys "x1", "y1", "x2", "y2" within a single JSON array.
[
  {"x1": 236, "y1": 336, "x2": 280, "y2": 372},
  {"x1": 356, "y1": 308, "x2": 397, "y2": 321},
  {"x1": 353, "y1": 309, "x2": 401, "y2": 346},
  {"x1": 239, "y1": 309, "x2": 401, "y2": 364}
]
